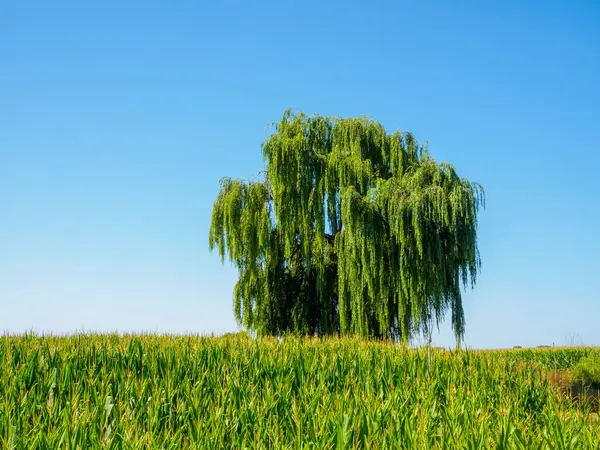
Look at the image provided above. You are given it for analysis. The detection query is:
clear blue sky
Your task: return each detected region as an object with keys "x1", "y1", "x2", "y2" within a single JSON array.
[{"x1": 2, "y1": 1, "x2": 599, "y2": 348}]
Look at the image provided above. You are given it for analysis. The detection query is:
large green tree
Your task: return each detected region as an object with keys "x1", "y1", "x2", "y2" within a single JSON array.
[{"x1": 209, "y1": 110, "x2": 484, "y2": 342}]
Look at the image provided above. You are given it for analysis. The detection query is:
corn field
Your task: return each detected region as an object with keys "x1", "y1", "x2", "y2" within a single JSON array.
[
  {"x1": 501, "y1": 347, "x2": 596, "y2": 370},
  {"x1": 0, "y1": 334, "x2": 598, "y2": 449}
]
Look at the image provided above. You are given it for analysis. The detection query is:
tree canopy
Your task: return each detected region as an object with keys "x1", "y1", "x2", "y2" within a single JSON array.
[{"x1": 209, "y1": 110, "x2": 484, "y2": 342}]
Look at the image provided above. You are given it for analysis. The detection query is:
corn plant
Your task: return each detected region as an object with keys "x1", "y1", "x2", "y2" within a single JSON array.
[{"x1": 0, "y1": 334, "x2": 598, "y2": 449}]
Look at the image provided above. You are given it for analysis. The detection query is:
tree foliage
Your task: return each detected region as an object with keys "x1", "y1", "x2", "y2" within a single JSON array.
[{"x1": 209, "y1": 110, "x2": 484, "y2": 342}]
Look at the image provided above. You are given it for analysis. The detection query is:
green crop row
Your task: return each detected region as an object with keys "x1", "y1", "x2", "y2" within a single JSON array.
[
  {"x1": 0, "y1": 334, "x2": 598, "y2": 449},
  {"x1": 496, "y1": 347, "x2": 599, "y2": 370}
]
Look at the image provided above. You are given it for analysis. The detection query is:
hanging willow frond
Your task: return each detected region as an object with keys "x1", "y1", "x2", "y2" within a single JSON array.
[{"x1": 209, "y1": 110, "x2": 484, "y2": 341}]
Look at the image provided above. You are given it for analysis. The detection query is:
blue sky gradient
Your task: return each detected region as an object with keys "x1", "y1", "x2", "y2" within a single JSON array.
[{"x1": 2, "y1": 1, "x2": 599, "y2": 348}]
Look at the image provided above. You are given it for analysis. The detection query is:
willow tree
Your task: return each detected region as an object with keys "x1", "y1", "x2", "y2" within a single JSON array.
[{"x1": 209, "y1": 110, "x2": 484, "y2": 342}]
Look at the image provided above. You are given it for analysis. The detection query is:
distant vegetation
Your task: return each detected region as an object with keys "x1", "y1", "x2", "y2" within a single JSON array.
[
  {"x1": 573, "y1": 354, "x2": 600, "y2": 389},
  {"x1": 1, "y1": 334, "x2": 599, "y2": 448}
]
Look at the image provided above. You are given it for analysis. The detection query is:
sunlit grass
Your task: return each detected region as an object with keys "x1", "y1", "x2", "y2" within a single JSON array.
[{"x1": 0, "y1": 333, "x2": 598, "y2": 449}]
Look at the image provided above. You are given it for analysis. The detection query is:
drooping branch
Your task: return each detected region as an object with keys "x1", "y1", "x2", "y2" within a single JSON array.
[{"x1": 323, "y1": 233, "x2": 336, "y2": 246}]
